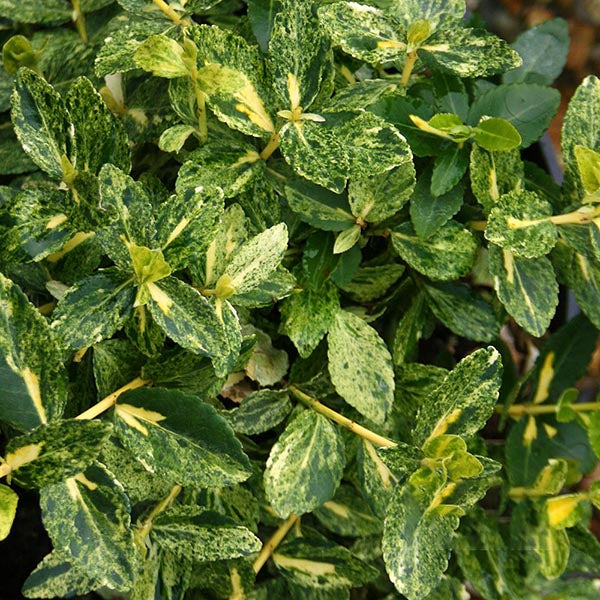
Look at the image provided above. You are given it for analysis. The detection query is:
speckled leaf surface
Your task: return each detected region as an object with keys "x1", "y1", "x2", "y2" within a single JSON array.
[
  {"x1": 51, "y1": 270, "x2": 136, "y2": 350},
  {"x1": 224, "y1": 223, "x2": 288, "y2": 295},
  {"x1": 489, "y1": 244, "x2": 558, "y2": 337},
  {"x1": 327, "y1": 309, "x2": 394, "y2": 424},
  {"x1": 0, "y1": 129, "x2": 36, "y2": 175},
  {"x1": 0, "y1": 0, "x2": 71, "y2": 24},
  {"x1": 382, "y1": 468, "x2": 463, "y2": 600},
  {"x1": 424, "y1": 281, "x2": 500, "y2": 342},
  {"x1": 390, "y1": 0, "x2": 466, "y2": 28},
  {"x1": 66, "y1": 77, "x2": 130, "y2": 175},
  {"x1": 279, "y1": 111, "x2": 412, "y2": 193},
  {"x1": 485, "y1": 190, "x2": 557, "y2": 258},
  {"x1": 175, "y1": 142, "x2": 263, "y2": 199},
  {"x1": 11, "y1": 68, "x2": 71, "y2": 179},
  {"x1": 267, "y1": 0, "x2": 331, "y2": 110},
  {"x1": 561, "y1": 75, "x2": 600, "y2": 203},
  {"x1": 420, "y1": 28, "x2": 521, "y2": 78},
  {"x1": 134, "y1": 35, "x2": 190, "y2": 79},
  {"x1": 469, "y1": 83, "x2": 560, "y2": 148},
  {"x1": 157, "y1": 188, "x2": 224, "y2": 271},
  {"x1": 392, "y1": 291, "x2": 428, "y2": 366},
  {"x1": 152, "y1": 506, "x2": 261, "y2": 562},
  {"x1": 146, "y1": 276, "x2": 234, "y2": 376},
  {"x1": 40, "y1": 463, "x2": 136, "y2": 591},
  {"x1": 469, "y1": 145, "x2": 523, "y2": 213},
  {"x1": 280, "y1": 281, "x2": 339, "y2": 357},
  {"x1": 534, "y1": 526, "x2": 570, "y2": 579},
  {"x1": 326, "y1": 79, "x2": 401, "y2": 112},
  {"x1": 21, "y1": 550, "x2": 98, "y2": 599},
  {"x1": 114, "y1": 387, "x2": 250, "y2": 486},
  {"x1": 264, "y1": 409, "x2": 345, "y2": 517},
  {"x1": 338, "y1": 264, "x2": 405, "y2": 302},
  {"x1": 226, "y1": 389, "x2": 292, "y2": 435},
  {"x1": 348, "y1": 159, "x2": 415, "y2": 223},
  {"x1": 414, "y1": 347, "x2": 502, "y2": 445},
  {"x1": 0, "y1": 272, "x2": 67, "y2": 431},
  {"x1": 391, "y1": 220, "x2": 477, "y2": 281},
  {"x1": 317, "y1": 2, "x2": 406, "y2": 65},
  {"x1": 273, "y1": 537, "x2": 378, "y2": 589},
  {"x1": 93, "y1": 339, "x2": 145, "y2": 398},
  {"x1": 5, "y1": 419, "x2": 111, "y2": 489},
  {"x1": 0, "y1": 484, "x2": 17, "y2": 541}
]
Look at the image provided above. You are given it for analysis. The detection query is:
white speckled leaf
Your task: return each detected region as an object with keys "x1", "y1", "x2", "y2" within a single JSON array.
[
  {"x1": 0, "y1": 272, "x2": 68, "y2": 431},
  {"x1": 390, "y1": 0, "x2": 466, "y2": 29},
  {"x1": 114, "y1": 387, "x2": 251, "y2": 487},
  {"x1": 264, "y1": 409, "x2": 345, "y2": 517},
  {"x1": 10, "y1": 68, "x2": 70, "y2": 180},
  {"x1": 414, "y1": 347, "x2": 502, "y2": 445},
  {"x1": 327, "y1": 309, "x2": 394, "y2": 425},
  {"x1": 226, "y1": 389, "x2": 292, "y2": 435},
  {"x1": 280, "y1": 280, "x2": 340, "y2": 357},
  {"x1": 224, "y1": 223, "x2": 288, "y2": 295},
  {"x1": 382, "y1": 467, "x2": 463, "y2": 600},
  {"x1": 40, "y1": 463, "x2": 136, "y2": 591},
  {"x1": 391, "y1": 220, "x2": 477, "y2": 281},
  {"x1": 489, "y1": 244, "x2": 558, "y2": 337}
]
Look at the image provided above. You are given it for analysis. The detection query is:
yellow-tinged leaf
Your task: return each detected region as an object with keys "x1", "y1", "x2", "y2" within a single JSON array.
[
  {"x1": 547, "y1": 494, "x2": 581, "y2": 527},
  {"x1": 533, "y1": 352, "x2": 555, "y2": 405},
  {"x1": 427, "y1": 408, "x2": 462, "y2": 441},
  {"x1": 115, "y1": 403, "x2": 167, "y2": 436},
  {"x1": 523, "y1": 415, "x2": 537, "y2": 446},
  {"x1": 273, "y1": 554, "x2": 336, "y2": 576},
  {"x1": 147, "y1": 282, "x2": 174, "y2": 315},
  {"x1": 5, "y1": 442, "x2": 44, "y2": 471},
  {"x1": 22, "y1": 368, "x2": 47, "y2": 424}
]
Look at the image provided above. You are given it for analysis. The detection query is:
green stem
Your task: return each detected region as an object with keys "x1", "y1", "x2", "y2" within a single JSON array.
[
  {"x1": 338, "y1": 65, "x2": 356, "y2": 85},
  {"x1": 152, "y1": 0, "x2": 189, "y2": 25},
  {"x1": 135, "y1": 484, "x2": 182, "y2": 553},
  {"x1": 288, "y1": 386, "x2": 398, "y2": 448},
  {"x1": 75, "y1": 376, "x2": 150, "y2": 421},
  {"x1": 71, "y1": 0, "x2": 88, "y2": 44},
  {"x1": 497, "y1": 401, "x2": 600, "y2": 418},
  {"x1": 400, "y1": 50, "x2": 418, "y2": 85},
  {"x1": 260, "y1": 132, "x2": 280, "y2": 161},
  {"x1": 252, "y1": 513, "x2": 299, "y2": 575},
  {"x1": 193, "y1": 82, "x2": 208, "y2": 144}
]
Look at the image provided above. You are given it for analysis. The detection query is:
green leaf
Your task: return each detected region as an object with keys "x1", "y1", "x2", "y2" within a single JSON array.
[
  {"x1": 247, "y1": 0, "x2": 282, "y2": 52},
  {"x1": 469, "y1": 83, "x2": 560, "y2": 148},
  {"x1": 328, "y1": 309, "x2": 394, "y2": 424},
  {"x1": 503, "y1": 18, "x2": 569, "y2": 86},
  {"x1": 0, "y1": 272, "x2": 67, "y2": 431},
  {"x1": 0, "y1": 484, "x2": 17, "y2": 541},
  {"x1": 574, "y1": 145, "x2": 600, "y2": 195},
  {"x1": 224, "y1": 223, "x2": 288, "y2": 295},
  {"x1": 279, "y1": 111, "x2": 412, "y2": 194},
  {"x1": 134, "y1": 35, "x2": 191, "y2": 78},
  {"x1": 51, "y1": 270, "x2": 136, "y2": 350},
  {"x1": 391, "y1": 220, "x2": 477, "y2": 281},
  {"x1": 534, "y1": 526, "x2": 570, "y2": 579},
  {"x1": 489, "y1": 244, "x2": 558, "y2": 337},
  {"x1": 226, "y1": 389, "x2": 292, "y2": 435},
  {"x1": 326, "y1": 79, "x2": 401, "y2": 112},
  {"x1": 392, "y1": 291, "x2": 428, "y2": 366},
  {"x1": 4, "y1": 419, "x2": 111, "y2": 489},
  {"x1": 267, "y1": 0, "x2": 331, "y2": 110},
  {"x1": 10, "y1": 68, "x2": 70, "y2": 179},
  {"x1": 348, "y1": 159, "x2": 416, "y2": 223},
  {"x1": 114, "y1": 387, "x2": 251, "y2": 487},
  {"x1": 22, "y1": 550, "x2": 98, "y2": 599},
  {"x1": 40, "y1": 463, "x2": 136, "y2": 591},
  {"x1": 474, "y1": 117, "x2": 522, "y2": 151},
  {"x1": 0, "y1": 0, "x2": 71, "y2": 23},
  {"x1": 313, "y1": 484, "x2": 382, "y2": 537},
  {"x1": 469, "y1": 145, "x2": 523, "y2": 213},
  {"x1": 424, "y1": 280, "x2": 500, "y2": 342},
  {"x1": 433, "y1": 71, "x2": 469, "y2": 121},
  {"x1": 158, "y1": 124, "x2": 196, "y2": 153},
  {"x1": 410, "y1": 171, "x2": 463, "y2": 239},
  {"x1": 146, "y1": 276, "x2": 236, "y2": 376},
  {"x1": 273, "y1": 537, "x2": 378, "y2": 589},
  {"x1": 562, "y1": 75, "x2": 600, "y2": 203},
  {"x1": 390, "y1": 0, "x2": 466, "y2": 30},
  {"x1": 264, "y1": 410, "x2": 345, "y2": 517},
  {"x1": 243, "y1": 324, "x2": 288, "y2": 386},
  {"x1": 485, "y1": 190, "x2": 557, "y2": 258},
  {"x1": 382, "y1": 467, "x2": 464, "y2": 600},
  {"x1": 152, "y1": 506, "x2": 262, "y2": 561},
  {"x1": 317, "y1": 2, "x2": 406, "y2": 65},
  {"x1": 0, "y1": 127, "x2": 36, "y2": 175},
  {"x1": 280, "y1": 281, "x2": 339, "y2": 358},
  {"x1": 66, "y1": 77, "x2": 130, "y2": 175},
  {"x1": 414, "y1": 347, "x2": 502, "y2": 445},
  {"x1": 431, "y1": 144, "x2": 469, "y2": 196}
]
